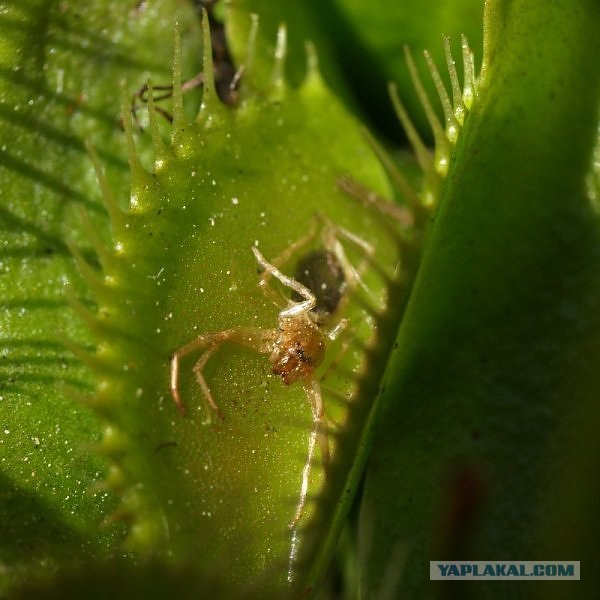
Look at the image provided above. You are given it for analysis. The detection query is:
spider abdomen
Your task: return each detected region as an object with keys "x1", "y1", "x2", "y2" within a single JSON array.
[{"x1": 293, "y1": 249, "x2": 346, "y2": 318}]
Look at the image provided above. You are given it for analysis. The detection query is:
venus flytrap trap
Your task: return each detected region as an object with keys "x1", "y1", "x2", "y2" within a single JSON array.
[
  {"x1": 2, "y1": 5, "x2": 478, "y2": 594},
  {"x1": 4, "y1": 1, "x2": 597, "y2": 598},
  {"x1": 64, "y1": 10, "x2": 425, "y2": 596}
]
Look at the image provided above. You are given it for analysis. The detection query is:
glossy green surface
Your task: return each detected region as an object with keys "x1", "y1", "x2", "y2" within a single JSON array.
[{"x1": 360, "y1": 0, "x2": 600, "y2": 597}]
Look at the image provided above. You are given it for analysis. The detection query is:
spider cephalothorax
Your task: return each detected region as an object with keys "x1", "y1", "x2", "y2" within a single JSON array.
[{"x1": 270, "y1": 313, "x2": 326, "y2": 385}]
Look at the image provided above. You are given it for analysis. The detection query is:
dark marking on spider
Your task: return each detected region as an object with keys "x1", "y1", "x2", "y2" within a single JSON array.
[{"x1": 293, "y1": 249, "x2": 346, "y2": 319}]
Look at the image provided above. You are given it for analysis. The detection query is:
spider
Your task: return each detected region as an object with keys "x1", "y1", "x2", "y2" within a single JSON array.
[{"x1": 169, "y1": 220, "x2": 374, "y2": 524}]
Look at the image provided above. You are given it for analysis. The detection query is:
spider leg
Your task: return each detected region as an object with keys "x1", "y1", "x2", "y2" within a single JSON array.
[
  {"x1": 254, "y1": 222, "x2": 318, "y2": 309},
  {"x1": 290, "y1": 378, "x2": 328, "y2": 528},
  {"x1": 130, "y1": 74, "x2": 205, "y2": 129},
  {"x1": 265, "y1": 221, "x2": 319, "y2": 271},
  {"x1": 170, "y1": 327, "x2": 275, "y2": 420},
  {"x1": 326, "y1": 317, "x2": 349, "y2": 342},
  {"x1": 306, "y1": 378, "x2": 329, "y2": 464},
  {"x1": 252, "y1": 247, "x2": 317, "y2": 317},
  {"x1": 316, "y1": 318, "x2": 356, "y2": 386},
  {"x1": 192, "y1": 344, "x2": 224, "y2": 424},
  {"x1": 317, "y1": 218, "x2": 383, "y2": 311}
]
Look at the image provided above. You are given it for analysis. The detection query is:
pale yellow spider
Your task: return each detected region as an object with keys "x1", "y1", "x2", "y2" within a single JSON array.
[{"x1": 169, "y1": 220, "x2": 374, "y2": 525}]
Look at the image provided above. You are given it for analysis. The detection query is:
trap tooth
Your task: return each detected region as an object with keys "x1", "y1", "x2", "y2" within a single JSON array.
[
  {"x1": 360, "y1": 127, "x2": 427, "y2": 225},
  {"x1": 76, "y1": 207, "x2": 117, "y2": 272},
  {"x1": 298, "y1": 40, "x2": 331, "y2": 101},
  {"x1": 387, "y1": 80, "x2": 433, "y2": 175},
  {"x1": 443, "y1": 36, "x2": 465, "y2": 125},
  {"x1": 424, "y1": 49, "x2": 460, "y2": 144},
  {"x1": 66, "y1": 239, "x2": 109, "y2": 299},
  {"x1": 105, "y1": 463, "x2": 128, "y2": 490},
  {"x1": 64, "y1": 286, "x2": 107, "y2": 338},
  {"x1": 170, "y1": 21, "x2": 185, "y2": 146},
  {"x1": 85, "y1": 140, "x2": 128, "y2": 234},
  {"x1": 99, "y1": 423, "x2": 130, "y2": 458},
  {"x1": 122, "y1": 492, "x2": 169, "y2": 554},
  {"x1": 196, "y1": 7, "x2": 226, "y2": 125},
  {"x1": 403, "y1": 46, "x2": 451, "y2": 177},
  {"x1": 396, "y1": 233, "x2": 419, "y2": 260},
  {"x1": 121, "y1": 94, "x2": 155, "y2": 205},
  {"x1": 461, "y1": 34, "x2": 476, "y2": 109},
  {"x1": 88, "y1": 476, "x2": 113, "y2": 497},
  {"x1": 85, "y1": 385, "x2": 121, "y2": 417},
  {"x1": 388, "y1": 37, "x2": 480, "y2": 206},
  {"x1": 61, "y1": 336, "x2": 110, "y2": 374},
  {"x1": 106, "y1": 505, "x2": 136, "y2": 527},
  {"x1": 269, "y1": 23, "x2": 288, "y2": 99},
  {"x1": 303, "y1": 41, "x2": 321, "y2": 88},
  {"x1": 145, "y1": 81, "x2": 168, "y2": 166},
  {"x1": 320, "y1": 385, "x2": 352, "y2": 408},
  {"x1": 337, "y1": 174, "x2": 414, "y2": 249},
  {"x1": 237, "y1": 13, "x2": 259, "y2": 101},
  {"x1": 388, "y1": 82, "x2": 439, "y2": 207},
  {"x1": 360, "y1": 243, "x2": 405, "y2": 285},
  {"x1": 63, "y1": 388, "x2": 99, "y2": 413}
]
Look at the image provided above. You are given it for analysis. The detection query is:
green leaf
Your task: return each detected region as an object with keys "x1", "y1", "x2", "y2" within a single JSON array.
[
  {"x1": 359, "y1": 0, "x2": 600, "y2": 597},
  {"x1": 0, "y1": 0, "x2": 200, "y2": 591}
]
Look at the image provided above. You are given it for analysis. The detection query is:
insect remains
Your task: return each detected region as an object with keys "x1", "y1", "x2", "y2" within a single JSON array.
[{"x1": 131, "y1": 4, "x2": 241, "y2": 128}]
